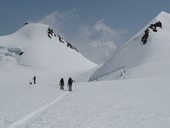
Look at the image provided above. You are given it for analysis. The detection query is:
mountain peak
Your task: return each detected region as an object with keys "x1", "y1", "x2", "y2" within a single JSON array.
[
  {"x1": 0, "y1": 23, "x2": 96, "y2": 72},
  {"x1": 155, "y1": 11, "x2": 170, "y2": 22},
  {"x1": 12, "y1": 23, "x2": 79, "y2": 52},
  {"x1": 89, "y1": 11, "x2": 170, "y2": 81},
  {"x1": 15, "y1": 23, "x2": 49, "y2": 39},
  {"x1": 157, "y1": 11, "x2": 169, "y2": 18}
]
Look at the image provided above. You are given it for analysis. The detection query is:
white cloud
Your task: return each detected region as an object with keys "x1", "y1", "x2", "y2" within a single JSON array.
[
  {"x1": 94, "y1": 20, "x2": 119, "y2": 39},
  {"x1": 37, "y1": 10, "x2": 77, "y2": 36},
  {"x1": 77, "y1": 20, "x2": 127, "y2": 63},
  {"x1": 36, "y1": 11, "x2": 126, "y2": 64}
]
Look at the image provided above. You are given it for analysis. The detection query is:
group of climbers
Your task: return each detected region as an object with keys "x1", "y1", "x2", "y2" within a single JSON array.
[
  {"x1": 29, "y1": 76, "x2": 75, "y2": 91},
  {"x1": 59, "y1": 77, "x2": 75, "y2": 91}
]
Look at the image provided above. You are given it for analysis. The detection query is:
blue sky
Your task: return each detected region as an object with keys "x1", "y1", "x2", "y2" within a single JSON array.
[{"x1": 0, "y1": 0, "x2": 170, "y2": 62}]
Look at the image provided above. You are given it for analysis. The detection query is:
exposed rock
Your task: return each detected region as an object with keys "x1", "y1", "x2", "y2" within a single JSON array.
[
  {"x1": 24, "y1": 22, "x2": 28, "y2": 25},
  {"x1": 141, "y1": 29, "x2": 149, "y2": 44},
  {"x1": 141, "y1": 21, "x2": 162, "y2": 45},
  {"x1": 66, "y1": 41, "x2": 78, "y2": 52},
  {"x1": 47, "y1": 27, "x2": 55, "y2": 38}
]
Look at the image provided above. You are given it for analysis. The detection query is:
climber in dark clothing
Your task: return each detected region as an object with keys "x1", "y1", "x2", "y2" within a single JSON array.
[
  {"x1": 67, "y1": 77, "x2": 75, "y2": 91},
  {"x1": 33, "y1": 76, "x2": 36, "y2": 84},
  {"x1": 59, "y1": 78, "x2": 65, "y2": 90}
]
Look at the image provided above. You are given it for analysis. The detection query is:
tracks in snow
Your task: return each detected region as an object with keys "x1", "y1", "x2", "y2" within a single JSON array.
[{"x1": 8, "y1": 92, "x2": 68, "y2": 128}]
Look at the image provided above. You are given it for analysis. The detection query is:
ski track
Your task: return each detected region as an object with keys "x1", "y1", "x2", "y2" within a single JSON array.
[
  {"x1": 8, "y1": 92, "x2": 68, "y2": 128},
  {"x1": 26, "y1": 79, "x2": 170, "y2": 128}
]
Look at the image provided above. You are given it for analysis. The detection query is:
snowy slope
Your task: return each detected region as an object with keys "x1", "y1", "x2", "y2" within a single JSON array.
[
  {"x1": 1, "y1": 13, "x2": 170, "y2": 128},
  {"x1": 0, "y1": 23, "x2": 97, "y2": 73},
  {"x1": 0, "y1": 23, "x2": 97, "y2": 128},
  {"x1": 5, "y1": 77, "x2": 170, "y2": 128},
  {"x1": 89, "y1": 11, "x2": 170, "y2": 81},
  {"x1": 0, "y1": 22, "x2": 97, "y2": 90}
]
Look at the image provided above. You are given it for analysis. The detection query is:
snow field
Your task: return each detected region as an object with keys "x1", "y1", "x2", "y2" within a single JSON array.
[
  {"x1": 0, "y1": 12, "x2": 170, "y2": 128},
  {"x1": 26, "y1": 77, "x2": 170, "y2": 128},
  {"x1": 8, "y1": 92, "x2": 68, "y2": 128}
]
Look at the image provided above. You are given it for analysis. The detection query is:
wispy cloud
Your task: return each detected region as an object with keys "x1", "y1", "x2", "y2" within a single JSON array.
[
  {"x1": 94, "y1": 19, "x2": 122, "y2": 40},
  {"x1": 37, "y1": 11, "x2": 126, "y2": 64},
  {"x1": 37, "y1": 10, "x2": 78, "y2": 36},
  {"x1": 76, "y1": 19, "x2": 126, "y2": 63}
]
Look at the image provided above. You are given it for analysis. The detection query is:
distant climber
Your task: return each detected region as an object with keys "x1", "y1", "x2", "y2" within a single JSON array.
[
  {"x1": 29, "y1": 76, "x2": 36, "y2": 85},
  {"x1": 67, "y1": 77, "x2": 75, "y2": 91},
  {"x1": 59, "y1": 78, "x2": 65, "y2": 90},
  {"x1": 33, "y1": 76, "x2": 36, "y2": 84}
]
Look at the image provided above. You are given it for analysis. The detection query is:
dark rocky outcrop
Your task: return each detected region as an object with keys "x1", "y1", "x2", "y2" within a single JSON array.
[
  {"x1": 66, "y1": 41, "x2": 78, "y2": 52},
  {"x1": 141, "y1": 21, "x2": 162, "y2": 45},
  {"x1": 24, "y1": 22, "x2": 28, "y2": 25},
  {"x1": 47, "y1": 27, "x2": 55, "y2": 38},
  {"x1": 57, "y1": 34, "x2": 64, "y2": 43},
  {"x1": 149, "y1": 21, "x2": 162, "y2": 32},
  {"x1": 46, "y1": 27, "x2": 78, "y2": 52},
  {"x1": 141, "y1": 29, "x2": 149, "y2": 45}
]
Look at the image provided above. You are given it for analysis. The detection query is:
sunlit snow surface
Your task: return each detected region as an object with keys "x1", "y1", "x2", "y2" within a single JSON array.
[
  {"x1": 0, "y1": 12, "x2": 170, "y2": 128},
  {"x1": 90, "y1": 11, "x2": 170, "y2": 81}
]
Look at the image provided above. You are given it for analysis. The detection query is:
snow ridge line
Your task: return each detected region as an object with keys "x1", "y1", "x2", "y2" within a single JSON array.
[
  {"x1": 8, "y1": 92, "x2": 68, "y2": 128},
  {"x1": 90, "y1": 66, "x2": 125, "y2": 81}
]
